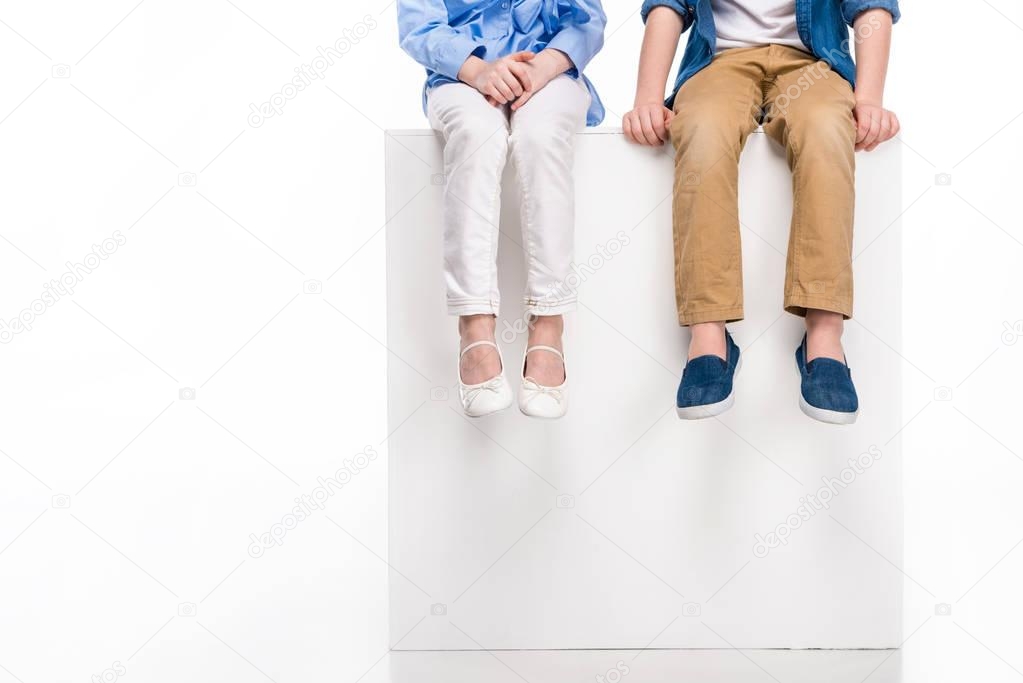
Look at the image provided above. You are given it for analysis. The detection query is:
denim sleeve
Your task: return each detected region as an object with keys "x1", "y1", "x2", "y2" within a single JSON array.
[
  {"x1": 547, "y1": 0, "x2": 607, "y2": 73},
  {"x1": 640, "y1": 0, "x2": 691, "y2": 28},
  {"x1": 841, "y1": 0, "x2": 900, "y2": 26},
  {"x1": 397, "y1": 0, "x2": 484, "y2": 80}
]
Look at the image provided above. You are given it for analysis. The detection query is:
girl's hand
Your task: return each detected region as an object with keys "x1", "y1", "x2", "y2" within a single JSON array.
[
  {"x1": 623, "y1": 103, "x2": 674, "y2": 146},
  {"x1": 460, "y1": 52, "x2": 535, "y2": 105},
  {"x1": 510, "y1": 49, "x2": 570, "y2": 111}
]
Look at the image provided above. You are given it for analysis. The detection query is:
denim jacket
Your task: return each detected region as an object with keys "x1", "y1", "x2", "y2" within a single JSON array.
[{"x1": 640, "y1": 0, "x2": 900, "y2": 107}]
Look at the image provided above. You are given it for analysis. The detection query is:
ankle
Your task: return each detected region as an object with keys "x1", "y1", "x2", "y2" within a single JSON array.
[
  {"x1": 688, "y1": 321, "x2": 727, "y2": 360},
  {"x1": 527, "y1": 315, "x2": 564, "y2": 343},
  {"x1": 459, "y1": 314, "x2": 496, "y2": 341},
  {"x1": 805, "y1": 310, "x2": 843, "y2": 335},
  {"x1": 804, "y1": 310, "x2": 845, "y2": 361},
  {"x1": 691, "y1": 321, "x2": 725, "y2": 340}
]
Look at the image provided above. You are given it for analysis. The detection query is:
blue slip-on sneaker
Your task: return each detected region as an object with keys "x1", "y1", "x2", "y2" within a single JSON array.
[
  {"x1": 676, "y1": 331, "x2": 741, "y2": 420},
  {"x1": 795, "y1": 335, "x2": 859, "y2": 425}
]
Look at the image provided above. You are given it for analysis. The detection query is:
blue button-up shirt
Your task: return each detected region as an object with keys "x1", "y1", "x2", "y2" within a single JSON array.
[
  {"x1": 640, "y1": 0, "x2": 901, "y2": 108},
  {"x1": 398, "y1": 0, "x2": 607, "y2": 126}
]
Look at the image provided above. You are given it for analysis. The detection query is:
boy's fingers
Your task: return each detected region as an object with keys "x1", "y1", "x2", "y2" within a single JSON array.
[
  {"x1": 855, "y1": 114, "x2": 872, "y2": 149},
  {"x1": 640, "y1": 109, "x2": 663, "y2": 145},
  {"x1": 627, "y1": 114, "x2": 645, "y2": 144},
  {"x1": 651, "y1": 108, "x2": 667, "y2": 141},
  {"x1": 855, "y1": 120, "x2": 869, "y2": 145},
  {"x1": 638, "y1": 110, "x2": 656, "y2": 145},
  {"x1": 865, "y1": 114, "x2": 881, "y2": 148},
  {"x1": 639, "y1": 105, "x2": 665, "y2": 142},
  {"x1": 855, "y1": 109, "x2": 871, "y2": 144},
  {"x1": 868, "y1": 131, "x2": 884, "y2": 151},
  {"x1": 886, "y1": 111, "x2": 898, "y2": 140},
  {"x1": 509, "y1": 51, "x2": 535, "y2": 62},
  {"x1": 878, "y1": 113, "x2": 893, "y2": 145},
  {"x1": 623, "y1": 114, "x2": 638, "y2": 144},
  {"x1": 625, "y1": 113, "x2": 646, "y2": 145}
]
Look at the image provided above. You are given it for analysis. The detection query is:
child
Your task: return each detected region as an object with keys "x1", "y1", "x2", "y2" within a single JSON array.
[
  {"x1": 398, "y1": 0, "x2": 606, "y2": 419},
  {"x1": 624, "y1": 0, "x2": 900, "y2": 424}
]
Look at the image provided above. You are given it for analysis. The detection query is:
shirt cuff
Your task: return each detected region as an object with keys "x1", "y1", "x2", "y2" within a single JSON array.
[
  {"x1": 546, "y1": 31, "x2": 594, "y2": 74},
  {"x1": 842, "y1": 0, "x2": 900, "y2": 26},
  {"x1": 434, "y1": 40, "x2": 485, "y2": 82},
  {"x1": 640, "y1": 0, "x2": 690, "y2": 24}
]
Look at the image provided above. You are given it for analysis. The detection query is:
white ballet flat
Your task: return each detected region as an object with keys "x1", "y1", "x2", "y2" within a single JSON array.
[
  {"x1": 458, "y1": 340, "x2": 513, "y2": 418},
  {"x1": 518, "y1": 345, "x2": 568, "y2": 419}
]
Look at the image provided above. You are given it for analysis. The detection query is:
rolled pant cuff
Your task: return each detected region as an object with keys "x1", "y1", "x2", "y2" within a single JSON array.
[
  {"x1": 678, "y1": 306, "x2": 745, "y2": 326},
  {"x1": 784, "y1": 294, "x2": 853, "y2": 320},
  {"x1": 447, "y1": 297, "x2": 500, "y2": 317},
  {"x1": 524, "y1": 296, "x2": 577, "y2": 316}
]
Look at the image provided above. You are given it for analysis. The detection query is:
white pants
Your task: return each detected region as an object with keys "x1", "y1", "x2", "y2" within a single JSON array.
[{"x1": 427, "y1": 75, "x2": 591, "y2": 317}]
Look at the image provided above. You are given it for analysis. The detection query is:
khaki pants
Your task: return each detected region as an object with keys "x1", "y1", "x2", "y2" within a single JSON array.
[{"x1": 670, "y1": 45, "x2": 857, "y2": 325}]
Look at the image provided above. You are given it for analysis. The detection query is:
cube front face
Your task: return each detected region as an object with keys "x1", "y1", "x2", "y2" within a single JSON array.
[{"x1": 385, "y1": 131, "x2": 903, "y2": 650}]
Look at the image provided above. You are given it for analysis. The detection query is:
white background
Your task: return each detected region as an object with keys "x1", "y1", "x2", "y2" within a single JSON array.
[{"x1": 0, "y1": 1, "x2": 1021, "y2": 682}]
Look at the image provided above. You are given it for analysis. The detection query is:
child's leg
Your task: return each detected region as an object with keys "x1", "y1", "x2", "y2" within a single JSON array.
[
  {"x1": 427, "y1": 83, "x2": 511, "y2": 383},
  {"x1": 507, "y1": 74, "x2": 590, "y2": 316},
  {"x1": 669, "y1": 49, "x2": 764, "y2": 357},
  {"x1": 507, "y1": 74, "x2": 590, "y2": 386},
  {"x1": 428, "y1": 83, "x2": 511, "y2": 316},
  {"x1": 762, "y1": 49, "x2": 857, "y2": 361}
]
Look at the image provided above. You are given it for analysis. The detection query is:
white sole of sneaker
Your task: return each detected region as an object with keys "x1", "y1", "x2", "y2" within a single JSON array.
[{"x1": 798, "y1": 396, "x2": 858, "y2": 425}]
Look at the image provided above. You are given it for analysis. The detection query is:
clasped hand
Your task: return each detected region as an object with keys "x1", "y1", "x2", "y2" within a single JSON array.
[{"x1": 464, "y1": 51, "x2": 559, "y2": 110}]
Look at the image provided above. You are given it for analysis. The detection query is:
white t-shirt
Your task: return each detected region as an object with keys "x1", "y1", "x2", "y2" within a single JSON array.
[{"x1": 710, "y1": 0, "x2": 808, "y2": 53}]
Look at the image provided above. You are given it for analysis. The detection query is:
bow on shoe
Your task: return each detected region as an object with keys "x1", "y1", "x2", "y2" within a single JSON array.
[
  {"x1": 512, "y1": 0, "x2": 561, "y2": 35},
  {"x1": 462, "y1": 375, "x2": 508, "y2": 405},
  {"x1": 521, "y1": 377, "x2": 565, "y2": 403}
]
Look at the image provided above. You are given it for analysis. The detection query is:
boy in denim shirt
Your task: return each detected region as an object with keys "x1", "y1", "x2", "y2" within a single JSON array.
[{"x1": 624, "y1": 0, "x2": 900, "y2": 424}]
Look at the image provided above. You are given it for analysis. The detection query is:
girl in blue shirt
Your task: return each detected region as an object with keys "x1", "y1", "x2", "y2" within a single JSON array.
[{"x1": 398, "y1": 1, "x2": 606, "y2": 420}]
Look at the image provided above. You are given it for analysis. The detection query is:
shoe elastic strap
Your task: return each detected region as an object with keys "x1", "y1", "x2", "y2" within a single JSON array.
[
  {"x1": 460, "y1": 339, "x2": 498, "y2": 358},
  {"x1": 525, "y1": 345, "x2": 564, "y2": 360}
]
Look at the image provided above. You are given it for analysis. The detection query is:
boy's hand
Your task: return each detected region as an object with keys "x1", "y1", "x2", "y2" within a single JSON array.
[
  {"x1": 853, "y1": 101, "x2": 899, "y2": 152},
  {"x1": 459, "y1": 52, "x2": 534, "y2": 105},
  {"x1": 623, "y1": 103, "x2": 674, "y2": 146}
]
